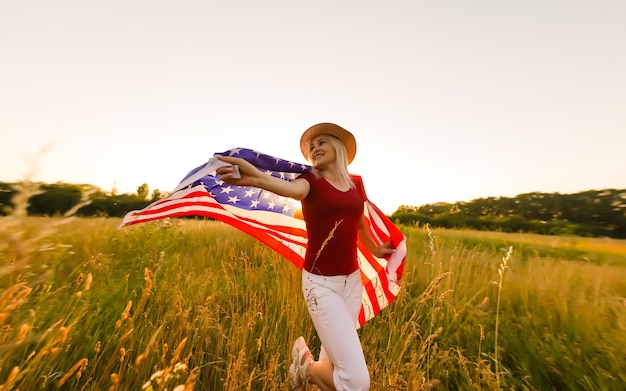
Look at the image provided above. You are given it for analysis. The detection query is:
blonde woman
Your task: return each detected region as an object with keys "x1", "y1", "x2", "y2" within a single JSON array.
[{"x1": 217, "y1": 123, "x2": 394, "y2": 391}]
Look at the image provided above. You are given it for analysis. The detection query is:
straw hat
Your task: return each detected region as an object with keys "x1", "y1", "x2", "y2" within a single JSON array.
[{"x1": 299, "y1": 123, "x2": 357, "y2": 164}]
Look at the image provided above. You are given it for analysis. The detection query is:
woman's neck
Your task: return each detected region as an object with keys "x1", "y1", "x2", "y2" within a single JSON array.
[{"x1": 316, "y1": 166, "x2": 340, "y2": 182}]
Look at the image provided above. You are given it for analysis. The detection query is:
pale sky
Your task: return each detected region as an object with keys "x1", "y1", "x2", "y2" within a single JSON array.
[{"x1": 1, "y1": 0, "x2": 625, "y2": 214}]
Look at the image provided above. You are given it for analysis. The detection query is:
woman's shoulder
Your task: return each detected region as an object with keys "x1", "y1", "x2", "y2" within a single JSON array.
[
  {"x1": 297, "y1": 170, "x2": 315, "y2": 181},
  {"x1": 349, "y1": 174, "x2": 367, "y2": 200}
]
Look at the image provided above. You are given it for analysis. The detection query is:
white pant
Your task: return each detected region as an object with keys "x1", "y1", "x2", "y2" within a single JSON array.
[{"x1": 302, "y1": 270, "x2": 370, "y2": 391}]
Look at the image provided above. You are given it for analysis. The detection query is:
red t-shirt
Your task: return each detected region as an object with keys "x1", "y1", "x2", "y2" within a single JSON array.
[{"x1": 299, "y1": 172, "x2": 365, "y2": 276}]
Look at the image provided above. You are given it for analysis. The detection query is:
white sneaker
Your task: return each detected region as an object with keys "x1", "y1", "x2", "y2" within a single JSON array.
[
  {"x1": 290, "y1": 336, "x2": 311, "y2": 388},
  {"x1": 289, "y1": 361, "x2": 300, "y2": 389}
]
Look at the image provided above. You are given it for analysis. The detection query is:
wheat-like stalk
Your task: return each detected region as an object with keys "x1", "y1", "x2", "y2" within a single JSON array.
[
  {"x1": 308, "y1": 219, "x2": 343, "y2": 274},
  {"x1": 494, "y1": 245, "x2": 513, "y2": 389},
  {"x1": 426, "y1": 223, "x2": 437, "y2": 255},
  {"x1": 57, "y1": 358, "x2": 89, "y2": 388},
  {"x1": 315, "y1": 219, "x2": 343, "y2": 261}
]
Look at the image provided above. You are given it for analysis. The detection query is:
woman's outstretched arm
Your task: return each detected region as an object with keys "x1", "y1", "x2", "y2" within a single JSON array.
[{"x1": 216, "y1": 155, "x2": 310, "y2": 201}]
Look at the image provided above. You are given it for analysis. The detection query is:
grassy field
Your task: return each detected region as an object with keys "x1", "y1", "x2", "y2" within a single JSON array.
[{"x1": 1, "y1": 214, "x2": 625, "y2": 390}]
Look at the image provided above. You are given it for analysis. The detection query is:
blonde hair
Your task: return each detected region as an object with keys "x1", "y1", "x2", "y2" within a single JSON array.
[{"x1": 307, "y1": 134, "x2": 355, "y2": 189}]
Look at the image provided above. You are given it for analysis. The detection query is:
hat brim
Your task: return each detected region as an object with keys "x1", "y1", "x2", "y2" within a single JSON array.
[{"x1": 300, "y1": 123, "x2": 357, "y2": 164}]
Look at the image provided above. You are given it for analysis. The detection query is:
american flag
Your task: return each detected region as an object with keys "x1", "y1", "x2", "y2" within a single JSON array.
[{"x1": 120, "y1": 148, "x2": 406, "y2": 327}]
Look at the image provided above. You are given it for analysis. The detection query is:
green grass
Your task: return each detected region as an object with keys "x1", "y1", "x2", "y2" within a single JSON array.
[{"x1": 1, "y1": 216, "x2": 625, "y2": 390}]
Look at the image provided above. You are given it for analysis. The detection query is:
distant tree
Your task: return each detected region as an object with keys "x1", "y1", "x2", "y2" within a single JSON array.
[
  {"x1": 151, "y1": 189, "x2": 163, "y2": 201},
  {"x1": 391, "y1": 212, "x2": 422, "y2": 226},
  {"x1": 28, "y1": 183, "x2": 82, "y2": 216},
  {"x1": 136, "y1": 183, "x2": 149, "y2": 200},
  {"x1": 76, "y1": 190, "x2": 111, "y2": 217},
  {"x1": 0, "y1": 183, "x2": 15, "y2": 215}
]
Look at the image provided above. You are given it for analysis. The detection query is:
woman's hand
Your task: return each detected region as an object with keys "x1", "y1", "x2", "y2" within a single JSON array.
[
  {"x1": 215, "y1": 155, "x2": 262, "y2": 187},
  {"x1": 372, "y1": 241, "x2": 396, "y2": 258},
  {"x1": 215, "y1": 155, "x2": 310, "y2": 200},
  {"x1": 358, "y1": 216, "x2": 397, "y2": 258}
]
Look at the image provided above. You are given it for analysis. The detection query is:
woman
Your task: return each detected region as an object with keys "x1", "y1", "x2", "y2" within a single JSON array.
[{"x1": 216, "y1": 123, "x2": 394, "y2": 391}]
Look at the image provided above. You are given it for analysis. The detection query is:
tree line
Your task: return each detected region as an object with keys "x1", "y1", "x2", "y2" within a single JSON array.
[
  {"x1": 390, "y1": 189, "x2": 626, "y2": 238},
  {"x1": 0, "y1": 182, "x2": 158, "y2": 218},
  {"x1": 1, "y1": 181, "x2": 625, "y2": 239}
]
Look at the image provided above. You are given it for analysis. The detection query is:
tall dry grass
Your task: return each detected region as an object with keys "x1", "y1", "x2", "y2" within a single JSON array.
[{"x1": 1, "y1": 188, "x2": 626, "y2": 390}]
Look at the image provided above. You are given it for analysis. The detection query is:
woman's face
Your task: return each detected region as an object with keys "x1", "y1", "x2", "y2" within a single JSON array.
[{"x1": 308, "y1": 134, "x2": 337, "y2": 168}]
